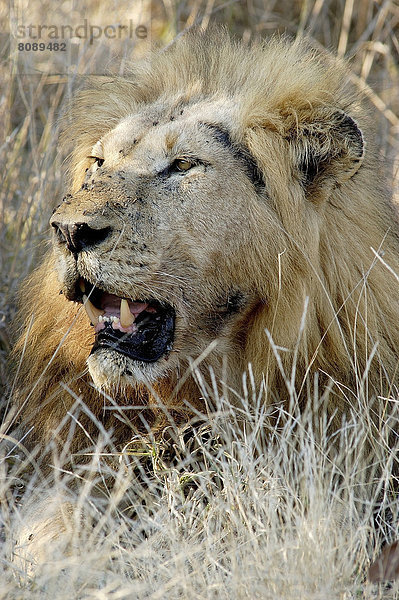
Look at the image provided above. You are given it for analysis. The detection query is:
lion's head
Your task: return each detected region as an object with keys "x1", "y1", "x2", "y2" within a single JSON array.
[
  {"x1": 11, "y1": 30, "x2": 399, "y2": 450},
  {"x1": 50, "y1": 95, "x2": 268, "y2": 390}
]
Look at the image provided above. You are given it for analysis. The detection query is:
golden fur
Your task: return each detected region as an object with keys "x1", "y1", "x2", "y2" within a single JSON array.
[{"x1": 11, "y1": 29, "x2": 399, "y2": 459}]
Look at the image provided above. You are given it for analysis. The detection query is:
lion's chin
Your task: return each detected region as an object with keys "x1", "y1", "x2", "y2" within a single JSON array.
[{"x1": 87, "y1": 348, "x2": 168, "y2": 389}]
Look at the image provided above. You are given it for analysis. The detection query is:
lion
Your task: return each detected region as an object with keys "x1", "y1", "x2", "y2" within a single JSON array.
[{"x1": 8, "y1": 30, "x2": 399, "y2": 566}]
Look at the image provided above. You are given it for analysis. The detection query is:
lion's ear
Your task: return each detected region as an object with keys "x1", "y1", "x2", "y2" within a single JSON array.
[{"x1": 287, "y1": 109, "x2": 365, "y2": 188}]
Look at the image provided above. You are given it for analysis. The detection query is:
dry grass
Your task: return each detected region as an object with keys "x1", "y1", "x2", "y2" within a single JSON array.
[
  {"x1": 1, "y1": 0, "x2": 399, "y2": 597},
  {"x1": 2, "y1": 383, "x2": 399, "y2": 598}
]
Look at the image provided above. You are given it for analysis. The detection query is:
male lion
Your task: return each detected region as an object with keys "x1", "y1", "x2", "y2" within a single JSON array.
[{"x1": 9, "y1": 29, "x2": 399, "y2": 565}]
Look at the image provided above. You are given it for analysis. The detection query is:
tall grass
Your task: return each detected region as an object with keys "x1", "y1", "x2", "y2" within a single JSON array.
[
  {"x1": 1, "y1": 0, "x2": 399, "y2": 597},
  {"x1": 2, "y1": 375, "x2": 399, "y2": 598}
]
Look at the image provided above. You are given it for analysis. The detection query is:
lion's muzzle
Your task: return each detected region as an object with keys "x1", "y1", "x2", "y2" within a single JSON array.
[{"x1": 50, "y1": 201, "x2": 176, "y2": 366}]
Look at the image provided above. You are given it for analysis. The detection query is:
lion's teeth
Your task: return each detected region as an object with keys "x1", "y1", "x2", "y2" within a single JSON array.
[
  {"x1": 83, "y1": 294, "x2": 104, "y2": 325},
  {"x1": 79, "y1": 279, "x2": 86, "y2": 293},
  {"x1": 120, "y1": 298, "x2": 135, "y2": 327}
]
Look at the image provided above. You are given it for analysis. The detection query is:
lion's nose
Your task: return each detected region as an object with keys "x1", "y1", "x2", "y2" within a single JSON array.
[{"x1": 51, "y1": 220, "x2": 111, "y2": 254}]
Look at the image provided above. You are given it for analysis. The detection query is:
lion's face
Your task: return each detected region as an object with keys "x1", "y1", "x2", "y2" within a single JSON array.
[{"x1": 51, "y1": 98, "x2": 267, "y2": 388}]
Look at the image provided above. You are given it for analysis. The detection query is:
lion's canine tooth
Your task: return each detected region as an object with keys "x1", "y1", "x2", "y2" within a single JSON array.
[
  {"x1": 120, "y1": 298, "x2": 134, "y2": 327},
  {"x1": 79, "y1": 279, "x2": 85, "y2": 293},
  {"x1": 83, "y1": 294, "x2": 104, "y2": 325}
]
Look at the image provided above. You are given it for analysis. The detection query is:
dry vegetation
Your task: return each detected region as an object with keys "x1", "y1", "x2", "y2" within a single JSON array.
[{"x1": 1, "y1": 0, "x2": 399, "y2": 597}]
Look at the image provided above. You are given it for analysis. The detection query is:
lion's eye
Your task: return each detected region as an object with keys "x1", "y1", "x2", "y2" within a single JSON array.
[
  {"x1": 173, "y1": 158, "x2": 194, "y2": 172},
  {"x1": 88, "y1": 155, "x2": 105, "y2": 169},
  {"x1": 90, "y1": 141, "x2": 104, "y2": 167}
]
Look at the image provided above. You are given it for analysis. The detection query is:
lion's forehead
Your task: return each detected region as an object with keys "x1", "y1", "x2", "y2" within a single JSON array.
[{"x1": 99, "y1": 97, "x2": 239, "y2": 161}]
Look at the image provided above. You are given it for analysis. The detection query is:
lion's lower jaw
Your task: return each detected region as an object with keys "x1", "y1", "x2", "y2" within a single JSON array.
[{"x1": 87, "y1": 349, "x2": 167, "y2": 389}]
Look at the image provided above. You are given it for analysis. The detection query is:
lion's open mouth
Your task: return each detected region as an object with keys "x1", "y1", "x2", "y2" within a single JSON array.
[{"x1": 78, "y1": 278, "x2": 175, "y2": 362}]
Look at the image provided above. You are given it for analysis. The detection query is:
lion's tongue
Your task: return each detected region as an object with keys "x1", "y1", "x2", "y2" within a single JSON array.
[
  {"x1": 83, "y1": 292, "x2": 151, "y2": 334},
  {"x1": 100, "y1": 292, "x2": 149, "y2": 318},
  {"x1": 83, "y1": 288, "x2": 159, "y2": 333}
]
